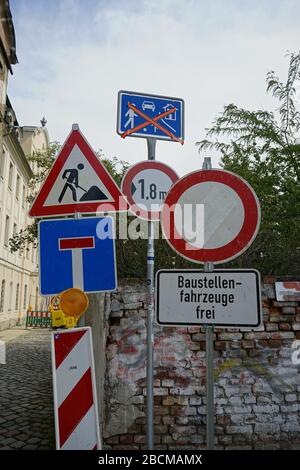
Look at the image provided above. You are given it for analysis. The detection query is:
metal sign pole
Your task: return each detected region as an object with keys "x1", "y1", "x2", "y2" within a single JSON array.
[
  {"x1": 146, "y1": 137, "x2": 156, "y2": 450},
  {"x1": 202, "y1": 157, "x2": 215, "y2": 450}
]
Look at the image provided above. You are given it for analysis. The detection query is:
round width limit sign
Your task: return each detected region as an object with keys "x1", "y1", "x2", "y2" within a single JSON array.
[
  {"x1": 121, "y1": 161, "x2": 178, "y2": 220},
  {"x1": 161, "y1": 169, "x2": 261, "y2": 264}
]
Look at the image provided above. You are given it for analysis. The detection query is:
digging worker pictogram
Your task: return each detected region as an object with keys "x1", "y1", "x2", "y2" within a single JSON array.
[{"x1": 58, "y1": 163, "x2": 84, "y2": 203}]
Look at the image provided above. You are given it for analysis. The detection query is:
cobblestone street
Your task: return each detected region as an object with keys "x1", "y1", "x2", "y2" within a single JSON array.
[{"x1": 0, "y1": 329, "x2": 55, "y2": 450}]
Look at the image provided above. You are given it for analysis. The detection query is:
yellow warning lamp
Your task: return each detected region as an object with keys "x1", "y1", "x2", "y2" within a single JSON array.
[
  {"x1": 60, "y1": 288, "x2": 89, "y2": 318},
  {"x1": 49, "y1": 289, "x2": 88, "y2": 329}
]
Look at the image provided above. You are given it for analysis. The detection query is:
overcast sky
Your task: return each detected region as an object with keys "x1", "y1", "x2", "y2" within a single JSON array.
[{"x1": 8, "y1": 0, "x2": 300, "y2": 176}]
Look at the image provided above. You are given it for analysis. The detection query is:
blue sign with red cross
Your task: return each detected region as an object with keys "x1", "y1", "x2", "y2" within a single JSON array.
[{"x1": 117, "y1": 90, "x2": 184, "y2": 143}]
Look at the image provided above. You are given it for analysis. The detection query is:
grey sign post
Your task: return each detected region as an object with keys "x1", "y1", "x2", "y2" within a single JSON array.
[
  {"x1": 158, "y1": 154, "x2": 261, "y2": 451},
  {"x1": 146, "y1": 137, "x2": 156, "y2": 450},
  {"x1": 202, "y1": 157, "x2": 215, "y2": 450},
  {"x1": 156, "y1": 268, "x2": 262, "y2": 450},
  {"x1": 118, "y1": 91, "x2": 184, "y2": 450}
]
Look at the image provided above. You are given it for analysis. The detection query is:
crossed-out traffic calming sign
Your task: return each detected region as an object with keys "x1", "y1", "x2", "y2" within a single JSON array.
[{"x1": 117, "y1": 91, "x2": 184, "y2": 143}]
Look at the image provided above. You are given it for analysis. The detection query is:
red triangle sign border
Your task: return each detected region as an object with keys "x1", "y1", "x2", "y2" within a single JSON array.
[{"x1": 29, "y1": 128, "x2": 128, "y2": 217}]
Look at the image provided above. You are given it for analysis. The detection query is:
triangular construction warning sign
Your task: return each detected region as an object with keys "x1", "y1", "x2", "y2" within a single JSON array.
[{"x1": 29, "y1": 125, "x2": 128, "y2": 217}]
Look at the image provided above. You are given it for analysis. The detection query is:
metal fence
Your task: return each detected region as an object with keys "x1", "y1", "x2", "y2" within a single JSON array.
[{"x1": 25, "y1": 310, "x2": 52, "y2": 328}]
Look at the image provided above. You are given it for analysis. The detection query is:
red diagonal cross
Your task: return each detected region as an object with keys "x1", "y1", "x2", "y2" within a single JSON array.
[{"x1": 121, "y1": 103, "x2": 183, "y2": 144}]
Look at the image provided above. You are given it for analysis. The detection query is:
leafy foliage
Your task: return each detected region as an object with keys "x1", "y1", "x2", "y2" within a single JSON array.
[{"x1": 196, "y1": 52, "x2": 300, "y2": 275}]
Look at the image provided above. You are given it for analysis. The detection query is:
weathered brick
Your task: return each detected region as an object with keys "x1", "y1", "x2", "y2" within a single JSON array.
[
  {"x1": 162, "y1": 396, "x2": 188, "y2": 406},
  {"x1": 215, "y1": 341, "x2": 227, "y2": 351},
  {"x1": 244, "y1": 395, "x2": 256, "y2": 404},
  {"x1": 154, "y1": 405, "x2": 169, "y2": 416},
  {"x1": 216, "y1": 415, "x2": 231, "y2": 425},
  {"x1": 265, "y1": 323, "x2": 279, "y2": 331},
  {"x1": 188, "y1": 327, "x2": 201, "y2": 333},
  {"x1": 279, "y1": 323, "x2": 292, "y2": 331},
  {"x1": 119, "y1": 435, "x2": 133, "y2": 444},
  {"x1": 226, "y1": 425, "x2": 253, "y2": 434},
  {"x1": 161, "y1": 379, "x2": 175, "y2": 387},
  {"x1": 154, "y1": 396, "x2": 163, "y2": 405},
  {"x1": 154, "y1": 425, "x2": 168, "y2": 434},
  {"x1": 105, "y1": 436, "x2": 119, "y2": 444},
  {"x1": 170, "y1": 387, "x2": 196, "y2": 396},
  {"x1": 153, "y1": 388, "x2": 168, "y2": 396},
  {"x1": 189, "y1": 396, "x2": 202, "y2": 406},
  {"x1": 161, "y1": 435, "x2": 175, "y2": 444},
  {"x1": 268, "y1": 339, "x2": 282, "y2": 348},
  {"x1": 280, "y1": 404, "x2": 298, "y2": 413},
  {"x1": 292, "y1": 323, "x2": 300, "y2": 331},
  {"x1": 271, "y1": 331, "x2": 295, "y2": 339},
  {"x1": 225, "y1": 406, "x2": 252, "y2": 414},
  {"x1": 218, "y1": 332, "x2": 243, "y2": 341},
  {"x1": 218, "y1": 435, "x2": 232, "y2": 445},
  {"x1": 244, "y1": 332, "x2": 270, "y2": 340},
  {"x1": 110, "y1": 310, "x2": 123, "y2": 318},
  {"x1": 170, "y1": 406, "x2": 197, "y2": 416},
  {"x1": 285, "y1": 393, "x2": 297, "y2": 403},
  {"x1": 241, "y1": 340, "x2": 255, "y2": 349},
  {"x1": 261, "y1": 283, "x2": 275, "y2": 298},
  {"x1": 282, "y1": 307, "x2": 296, "y2": 314},
  {"x1": 130, "y1": 395, "x2": 144, "y2": 404},
  {"x1": 133, "y1": 435, "x2": 146, "y2": 444},
  {"x1": 191, "y1": 333, "x2": 206, "y2": 341},
  {"x1": 186, "y1": 435, "x2": 204, "y2": 445},
  {"x1": 111, "y1": 299, "x2": 124, "y2": 311},
  {"x1": 253, "y1": 404, "x2": 280, "y2": 413},
  {"x1": 228, "y1": 396, "x2": 242, "y2": 406},
  {"x1": 281, "y1": 422, "x2": 300, "y2": 432},
  {"x1": 170, "y1": 425, "x2": 197, "y2": 436},
  {"x1": 215, "y1": 397, "x2": 228, "y2": 406},
  {"x1": 175, "y1": 416, "x2": 189, "y2": 425},
  {"x1": 162, "y1": 416, "x2": 175, "y2": 425}
]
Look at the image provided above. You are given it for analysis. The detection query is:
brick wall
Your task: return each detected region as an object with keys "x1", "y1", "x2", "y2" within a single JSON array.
[{"x1": 102, "y1": 278, "x2": 300, "y2": 450}]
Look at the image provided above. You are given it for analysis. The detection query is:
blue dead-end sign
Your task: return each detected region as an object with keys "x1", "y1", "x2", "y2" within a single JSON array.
[
  {"x1": 39, "y1": 217, "x2": 117, "y2": 295},
  {"x1": 117, "y1": 90, "x2": 184, "y2": 143}
]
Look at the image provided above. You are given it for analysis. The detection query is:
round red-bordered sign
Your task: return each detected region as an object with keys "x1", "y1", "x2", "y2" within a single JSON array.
[
  {"x1": 161, "y1": 169, "x2": 260, "y2": 264},
  {"x1": 121, "y1": 161, "x2": 178, "y2": 221}
]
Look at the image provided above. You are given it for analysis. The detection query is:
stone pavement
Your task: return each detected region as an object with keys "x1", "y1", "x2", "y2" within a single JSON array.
[{"x1": 0, "y1": 328, "x2": 55, "y2": 450}]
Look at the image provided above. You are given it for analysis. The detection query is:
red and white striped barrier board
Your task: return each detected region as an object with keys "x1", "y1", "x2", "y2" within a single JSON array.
[{"x1": 51, "y1": 327, "x2": 101, "y2": 450}]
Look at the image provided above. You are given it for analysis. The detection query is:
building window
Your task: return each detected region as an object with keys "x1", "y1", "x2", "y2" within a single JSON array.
[
  {"x1": 15, "y1": 283, "x2": 19, "y2": 310},
  {"x1": 4, "y1": 215, "x2": 10, "y2": 246},
  {"x1": 13, "y1": 223, "x2": 17, "y2": 237},
  {"x1": 0, "y1": 280, "x2": 5, "y2": 312},
  {"x1": 35, "y1": 287, "x2": 39, "y2": 311},
  {"x1": 22, "y1": 185, "x2": 26, "y2": 208},
  {"x1": 23, "y1": 284, "x2": 28, "y2": 310},
  {"x1": 8, "y1": 281, "x2": 13, "y2": 311},
  {"x1": 16, "y1": 174, "x2": 20, "y2": 199},
  {"x1": 0, "y1": 147, "x2": 5, "y2": 178},
  {"x1": 8, "y1": 162, "x2": 13, "y2": 190}
]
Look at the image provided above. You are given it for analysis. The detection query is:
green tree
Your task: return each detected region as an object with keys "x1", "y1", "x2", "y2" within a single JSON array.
[{"x1": 196, "y1": 51, "x2": 300, "y2": 275}]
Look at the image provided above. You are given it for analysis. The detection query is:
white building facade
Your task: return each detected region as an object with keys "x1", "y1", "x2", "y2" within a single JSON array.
[
  {"x1": 0, "y1": 111, "x2": 49, "y2": 330},
  {"x1": 0, "y1": 1, "x2": 50, "y2": 330}
]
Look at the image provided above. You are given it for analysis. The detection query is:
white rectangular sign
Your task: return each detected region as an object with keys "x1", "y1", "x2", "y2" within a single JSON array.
[{"x1": 156, "y1": 269, "x2": 261, "y2": 327}]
